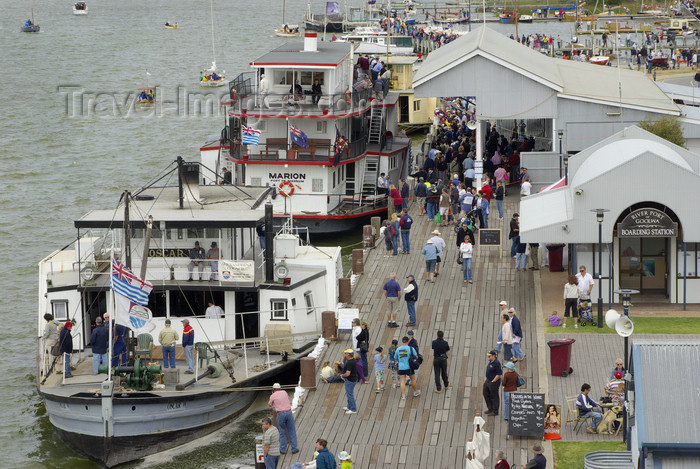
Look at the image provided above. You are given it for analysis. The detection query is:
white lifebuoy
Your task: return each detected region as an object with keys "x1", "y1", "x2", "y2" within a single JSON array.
[{"x1": 278, "y1": 180, "x2": 295, "y2": 197}]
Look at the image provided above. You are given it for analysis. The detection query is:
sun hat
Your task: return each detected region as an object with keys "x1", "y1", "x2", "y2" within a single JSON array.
[
  {"x1": 499, "y1": 301, "x2": 508, "y2": 306},
  {"x1": 532, "y1": 443, "x2": 543, "y2": 455},
  {"x1": 432, "y1": 229, "x2": 441, "y2": 235},
  {"x1": 426, "y1": 239, "x2": 433, "y2": 244},
  {"x1": 338, "y1": 451, "x2": 351, "y2": 460},
  {"x1": 504, "y1": 362, "x2": 516, "y2": 371},
  {"x1": 272, "y1": 383, "x2": 281, "y2": 389}
]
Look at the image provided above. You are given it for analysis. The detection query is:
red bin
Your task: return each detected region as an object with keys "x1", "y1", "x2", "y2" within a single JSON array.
[{"x1": 547, "y1": 338, "x2": 575, "y2": 377}]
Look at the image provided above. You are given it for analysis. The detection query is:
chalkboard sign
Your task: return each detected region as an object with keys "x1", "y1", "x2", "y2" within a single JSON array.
[
  {"x1": 507, "y1": 392, "x2": 545, "y2": 438},
  {"x1": 479, "y1": 228, "x2": 501, "y2": 246}
]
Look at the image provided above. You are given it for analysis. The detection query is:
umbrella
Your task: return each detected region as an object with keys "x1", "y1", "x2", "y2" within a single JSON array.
[
  {"x1": 472, "y1": 413, "x2": 491, "y2": 464},
  {"x1": 465, "y1": 438, "x2": 484, "y2": 469}
]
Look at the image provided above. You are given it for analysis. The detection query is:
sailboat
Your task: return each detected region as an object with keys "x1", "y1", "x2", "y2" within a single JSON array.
[
  {"x1": 21, "y1": 9, "x2": 40, "y2": 32},
  {"x1": 137, "y1": 71, "x2": 155, "y2": 105},
  {"x1": 274, "y1": 0, "x2": 300, "y2": 37},
  {"x1": 199, "y1": 0, "x2": 226, "y2": 87}
]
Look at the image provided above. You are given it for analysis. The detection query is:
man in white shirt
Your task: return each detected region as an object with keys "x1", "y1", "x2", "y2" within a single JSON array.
[
  {"x1": 205, "y1": 301, "x2": 224, "y2": 318},
  {"x1": 520, "y1": 177, "x2": 532, "y2": 197},
  {"x1": 575, "y1": 265, "x2": 594, "y2": 301},
  {"x1": 377, "y1": 173, "x2": 388, "y2": 196},
  {"x1": 430, "y1": 230, "x2": 446, "y2": 277}
]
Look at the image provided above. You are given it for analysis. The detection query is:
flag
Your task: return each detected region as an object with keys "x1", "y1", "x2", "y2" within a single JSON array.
[
  {"x1": 114, "y1": 292, "x2": 156, "y2": 335},
  {"x1": 289, "y1": 125, "x2": 309, "y2": 149},
  {"x1": 326, "y1": 1, "x2": 340, "y2": 15},
  {"x1": 333, "y1": 127, "x2": 348, "y2": 166},
  {"x1": 242, "y1": 125, "x2": 261, "y2": 145},
  {"x1": 111, "y1": 260, "x2": 153, "y2": 305}
]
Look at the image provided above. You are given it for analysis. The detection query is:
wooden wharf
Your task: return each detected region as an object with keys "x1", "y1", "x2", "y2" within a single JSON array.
[{"x1": 279, "y1": 193, "x2": 555, "y2": 468}]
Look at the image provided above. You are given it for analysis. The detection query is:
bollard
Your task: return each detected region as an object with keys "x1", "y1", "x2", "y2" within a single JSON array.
[
  {"x1": 362, "y1": 225, "x2": 374, "y2": 248},
  {"x1": 300, "y1": 356, "x2": 316, "y2": 389},
  {"x1": 338, "y1": 278, "x2": 351, "y2": 304},
  {"x1": 254, "y1": 435, "x2": 265, "y2": 468},
  {"x1": 322, "y1": 310, "x2": 337, "y2": 340},
  {"x1": 371, "y1": 216, "x2": 381, "y2": 239},
  {"x1": 353, "y1": 248, "x2": 364, "y2": 274}
]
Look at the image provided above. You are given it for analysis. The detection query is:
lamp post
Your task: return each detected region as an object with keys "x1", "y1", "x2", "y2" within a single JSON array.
[
  {"x1": 564, "y1": 153, "x2": 569, "y2": 186},
  {"x1": 592, "y1": 209, "x2": 609, "y2": 328},
  {"x1": 558, "y1": 129, "x2": 564, "y2": 179},
  {"x1": 611, "y1": 288, "x2": 637, "y2": 444}
]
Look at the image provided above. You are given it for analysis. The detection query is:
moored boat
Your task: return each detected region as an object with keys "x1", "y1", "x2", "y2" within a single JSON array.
[
  {"x1": 73, "y1": 2, "x2": 88, "y2": 15},
  {"x1": 590, "y1": 55, "x2": 610, "y2": 65},
  {"x1": 37, "y1": 158, "x2": 342, "y2": 466},
  {"x1": 335, "y1": 27, "x2": 414, "y2": 55}
]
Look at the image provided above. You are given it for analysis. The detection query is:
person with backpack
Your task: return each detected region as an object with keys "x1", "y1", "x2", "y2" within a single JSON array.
[
  {"x1": 399, "y1": 209, "x2": 413, "y2": 254},
  {"x1": 395, "y1": 336, "x2": 421, "y2": 400},
  {"x1": 502, "y1": 361, "x2": 518, "y2": 420}
]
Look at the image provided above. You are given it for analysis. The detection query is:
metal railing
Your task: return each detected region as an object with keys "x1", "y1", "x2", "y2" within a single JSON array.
[{"x1": 239, "y1": 135, "x2": 367, "y2": 164}]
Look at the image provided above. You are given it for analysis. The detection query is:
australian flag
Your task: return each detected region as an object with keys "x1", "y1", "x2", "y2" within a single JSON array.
[
  {"x1": 290, "y1": 125, "x2": 309, "y2": 149},
  {"x1": 242, "y1": 125, "x2": 261, "y2": 145}
]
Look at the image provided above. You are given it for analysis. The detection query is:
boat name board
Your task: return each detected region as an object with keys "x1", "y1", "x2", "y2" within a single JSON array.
[
  {"x1": 219, "y1": 260, "x2": 255, "y2": 282},
  {"x1": 269, "y1": 172, "x2": 306, "y2": 183},
  {"x1": 148, "y1": 248, "x2": 193, "y2": 258}
]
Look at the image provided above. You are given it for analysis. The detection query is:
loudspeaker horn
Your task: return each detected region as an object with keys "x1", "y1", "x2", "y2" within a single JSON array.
[
  {"x1": 615, "y1": 316, "x2": 634, "y2": 337},
  {"x1": 466, "y1": 120, "x2": 477, "y2": 130},
  {"x1": 605, "y1": 309, "x2": 621, "y2": 329}
]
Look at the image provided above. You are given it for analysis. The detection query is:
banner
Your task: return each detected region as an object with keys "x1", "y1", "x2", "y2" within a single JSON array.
[
  {"x1": 115, "y1": 292, "x2": 156, "y2": 335},
  {"x1": 219, "y1": 260, "x2": 255, "y2": 283}
]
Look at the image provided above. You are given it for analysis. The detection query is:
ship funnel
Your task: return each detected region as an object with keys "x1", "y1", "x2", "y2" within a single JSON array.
[{"x1": 304, "y1": 32, "x2": 318, "y2": 52}]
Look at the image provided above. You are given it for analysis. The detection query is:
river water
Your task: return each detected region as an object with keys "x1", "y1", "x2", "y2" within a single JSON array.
[{"x1": 0, "y1": 0, "x2": 650, "y2": 466}]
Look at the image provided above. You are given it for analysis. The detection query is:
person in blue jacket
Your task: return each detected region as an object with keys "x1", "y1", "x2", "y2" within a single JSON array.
[
  {"x1": 314, "y1": 438, "x2": 336, "y2": 469},
  {"x1": 112, "y1": 318, "x2": 128, "y2": 367},
  {"x1": 90, "y1": 317, "x2": 110, "y2": 373}
]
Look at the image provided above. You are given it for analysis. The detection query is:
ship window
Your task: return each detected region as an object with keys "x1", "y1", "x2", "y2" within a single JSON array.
[
  {"x1": 316, "y1": 121, "x2": 327, "y2": 133},
  {"x1": 270, "y1": 299, "x2": 288, "y2": 321},
  {"x1": 413, "y1": 100, "x2": 421, "y2": 111},
  {"x1": 51, "y1": 300, "x2": 69, "y2": 320},
  {"x1": 188, "y1": 228, "x2": 204, "y2": 239},
  {"x1": 300, "y1": 71, "x2": 325, "y2": 86},
  {"x1": 395, "y1": 65, "x2": 403, "y2": 73},
  {"x1": 131, "y1": 228, "x2": 144, "y2": 239},
  {"x1": 312, "y1": 179, "x2": 323, "y2": 192},
  {"x1": 251, "y1": 177, "x2": 262, "y2": 186},
  {"x1": 205, "y1": 228, "x2": 219, "y2": 238},
  {"x1": 333, "y1": 171, "x2": 336, "y2": 188},
  {"x1": 304, "y1": 291, "x2": 314, "y2": 315},
  {"x1": 257, "y1": 120, "x2": 266, "y2": 131}
]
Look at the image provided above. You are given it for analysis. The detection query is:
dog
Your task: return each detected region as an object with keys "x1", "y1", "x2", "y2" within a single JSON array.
[{"x1": 597, "y1": 405, "x2": 623, "y2": 434}]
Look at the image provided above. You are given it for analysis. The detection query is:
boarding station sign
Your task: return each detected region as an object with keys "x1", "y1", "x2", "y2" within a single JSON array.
[
  {"x1": 219, "y1": 260, "x2": 255, "y2": 283},
  {"x1": 617, "y1": 208, "x2": 678, "y2": 238}
]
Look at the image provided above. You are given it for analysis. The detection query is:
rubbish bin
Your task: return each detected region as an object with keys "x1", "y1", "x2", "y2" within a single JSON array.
[
  {"x1": 547, "y1": 243, "x2": 566, "y2": 272},
  {"x1": 547, "y1": 338, "x2": 575, "y2": 377}
]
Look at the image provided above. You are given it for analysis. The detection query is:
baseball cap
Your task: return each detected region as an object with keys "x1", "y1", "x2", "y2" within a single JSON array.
[
  {"x1": 499, "y1": 301, "x2": 507, "y2": 306},
  {"x1": 211, "y1": 242, "x2": 217, "y2": 247},
  {"x1": 407, "y1": 330, "x2": 414, "y2": 336},
  {"x1": 64, "y1": 321, "x2": 73, "y2": 329},
  {"x1": 181, "y1": 319, "x2": 189, "y2": 324},
  {"x1": 406, "y1": 274, "x2": 415, "y2": 279},
  {"x1": 165, "y1": 319, "x2": 171, "y2": 325},
  {"x1": 343, "y1": 349, "x2": 354, "y2": 355},
  {"x1": 195, "y1": 241, "x2": 200, "y2": 245},
  {"x1": 488, "y1": 349, "x2": 498, "y2": 356},
  {"x1": 273, "y1": 383, "x2": 281, "y2": 389}
]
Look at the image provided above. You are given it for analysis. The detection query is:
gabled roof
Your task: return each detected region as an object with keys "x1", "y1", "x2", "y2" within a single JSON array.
[
  {"x1": 632, "y1": 338, "x2": 700, "y2": 448},
  {"x1": 413, "y1": 26, "x2": 679, "y2": 114}
]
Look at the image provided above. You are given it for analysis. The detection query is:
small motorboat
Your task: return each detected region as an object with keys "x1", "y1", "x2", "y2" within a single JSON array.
[
  {"x1": 519, "y1": 14, "x2": 533, "y2": 23},
  {"x1": 73, "y1": 2, "x2": 88, "y2": 15},
  {"x1": 274, "y1": 24, "x2": 300, "y2": 37},
  {"x1": 590, "y1": 55, "x2": 610, "y2": 65},
  {"x1": 21, "y1": 11, "x2": 39, "y2": 32},
  {"x1": 165, "y1": 22, "x2": 179, "y2": 29}
]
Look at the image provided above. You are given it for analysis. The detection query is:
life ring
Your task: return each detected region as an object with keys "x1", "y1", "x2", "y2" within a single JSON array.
[
  {"x1": 278, "y1": 180, "x2": 295, "y2": 197},
  {"x1": 231, "y1": 88, "x2": 237, "y2": 105},
  {"x1": 346, "y1": 90, "x2": 351, "y2": 105}
]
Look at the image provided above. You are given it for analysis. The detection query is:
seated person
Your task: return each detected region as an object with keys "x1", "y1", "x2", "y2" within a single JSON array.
[
  {"x1": 610, "y1": 359, "x2": 625, "y2": 380},
  {"x1": 576, "y1": 382, "x2": 603, "y2": 433},
  {"x1": 211, "y1": 72, "x2": 220, "y2": 81},
  {"x1": 605, "y1": 376, "x2": 625, "y2": 405},
  {"x1": 165, "y1": 21, "x2": 171, "y2": 26},
  {"x1": 26, "y1": 19, "x2": 32, "y2": 27},
  {"x1": 311, "y1": 78, "x2": 322, "y2": 104},
  {"x1": 289, "y1": 80, "x2": 303, "y2": 100}
]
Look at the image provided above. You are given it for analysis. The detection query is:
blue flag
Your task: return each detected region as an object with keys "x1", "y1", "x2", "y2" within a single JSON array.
[{"x1": 290, "y1": 125, "x2": 309, "y2": 149}]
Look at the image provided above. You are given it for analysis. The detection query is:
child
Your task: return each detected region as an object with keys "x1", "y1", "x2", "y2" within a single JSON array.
[
  {"x1": 374, "y1": 346, "x2": 386, "y2": 392},
  {"x1": 338, "y1": 451, "x2": 353, "y2": 469},
  {"x1": 320, "y1": 360, "x2": 334, "y2": 383},
  {"x1": 388, "y1": 339, "x2": 399, "y2": 388},
  {"x1": 354, "y1": 352, "x2": 366, "y2": 384}
]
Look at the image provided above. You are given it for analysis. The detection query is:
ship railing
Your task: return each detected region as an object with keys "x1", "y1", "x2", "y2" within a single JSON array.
[
  {"x1": 229, "y1": 88, "x2": 372, "y2": 117},
  {"x1": 278, "y1": 218, "x2": 311, "y2": 244},
  {"x1": 238, "y1": 132, "x2": 367, "y2": 163}
]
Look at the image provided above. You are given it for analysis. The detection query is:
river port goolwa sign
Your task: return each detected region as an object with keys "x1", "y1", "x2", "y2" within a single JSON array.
[{"x1": 617, "y1": 208, "x2": 678, "y2": 237}]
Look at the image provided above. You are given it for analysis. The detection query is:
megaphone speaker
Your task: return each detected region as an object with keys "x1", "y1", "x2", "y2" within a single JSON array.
[
  {"x1": 615, "y1": 316, "x2": 634, "y2": 337},
  {"x1": 467, "y1": 120, "x2": 477, "y2": 130},
  {"x1": 605, "y1": 309, "x2": 621, "y2": 329}
]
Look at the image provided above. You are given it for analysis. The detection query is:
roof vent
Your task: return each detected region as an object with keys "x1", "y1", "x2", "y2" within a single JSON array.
[{"x1": 304, "y1": 32, "x2": 318, "y2": 52}]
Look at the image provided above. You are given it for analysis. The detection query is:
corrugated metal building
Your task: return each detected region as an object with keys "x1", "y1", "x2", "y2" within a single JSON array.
[
  {"x1": 629, "y1": 338, "x2": 700, "y2": 468},
  {"x1": 520, "y1": 126, "x2": 700, "y2": 303}
]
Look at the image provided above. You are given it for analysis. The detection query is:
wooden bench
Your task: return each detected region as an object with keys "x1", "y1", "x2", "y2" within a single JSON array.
[{"x1": 261, "y1": 138, "x2": 331, "y2": 161}]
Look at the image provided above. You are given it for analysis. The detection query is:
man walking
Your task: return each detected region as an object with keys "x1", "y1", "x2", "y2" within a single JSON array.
[
  {"x1": 399, "y1": 209, "x2": 413, "y2": 254},
  {"x1": 483, "y1": 350, "x2": 502, "y2": 415},
  {"x1": 521, "y1": 443, "x2": 547, "y2": 469},
  {"x1": 431, "y1": 330, "x2": 450, "y2": 393},
  {"x1": 90, "y1": 317, "x2": 109, "y2": 374},
  {"x1": 261, "y1": 417, "x2": 281, "y2": 469},
  {"x1": 383, "y1": 273, "x2": 401, "y2": 327},
  {"x1": 508, "y1": 308, "x2": 525, "y2": 361},
  {"x1": 429, "y1": 230, "x2": 446, "y2": 277},
  {"x1": 268, "y1": 383, "x2": 299, "y2": 454},
  {"x1": 395, "y1": 336, "x2": 421, "y2": 400},
  {"x1": 181, "y1": 319, "x2": 195, "y2": 374},
  {"x1": 403, "y1": 274, "x2": 418, "y2": 326},
  {"x1": 415, "y1": 177, "x2": 427, "y2": 215},
  {"x1": 158, "y1": 319, "x2": 179, "y2": 369},
  {"x1": 187, "y1": 241, "x2": 206, "y2": 281},
  {"x1": 340, "y1": 349, "x2": 359, "y2": 414},
  {"x1": 509, "y1": 213, "x2": 520, "y2": 258}
]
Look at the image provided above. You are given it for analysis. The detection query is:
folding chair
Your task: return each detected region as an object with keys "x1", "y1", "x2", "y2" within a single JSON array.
[{"x1": 566, "y1": 396, "x2": 594, "y2": 434}]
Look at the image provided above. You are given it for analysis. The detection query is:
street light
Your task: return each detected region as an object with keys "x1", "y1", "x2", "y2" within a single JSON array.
[
  {"x1": 558, "y1": 129, "x2": 564, "y2": 179},
  {"x1": 564, "y1": 153, "x2": 569, "y2": 186},
  {"x1": 591, "y1": 209, "x2": 609, "y2": 328}
]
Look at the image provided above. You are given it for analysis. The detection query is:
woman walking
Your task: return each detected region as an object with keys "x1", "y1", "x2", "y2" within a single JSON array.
[
  {"x1": 460, "y1": 235, "x2": 473, "y2": 284},
  {"x1": 374, "y1": 346, "x2": 386, "y2": 392},
  {"x1": 500, "y1": 313, "x2": 513, "y2": 362},
  {"x1": 356, "y1": 321, "x2": 370, "y2": 382},
  {"x1": 391, "y1": 213, "x2": 401, "y2": 256},
  {"x1": 563, "y1": 274, "x2": 580, "y2": 328}
]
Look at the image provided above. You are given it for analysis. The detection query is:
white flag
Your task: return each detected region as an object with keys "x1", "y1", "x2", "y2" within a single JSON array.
[{"x1": 115, "y1": 292, "x2": 156, "y2": 335}]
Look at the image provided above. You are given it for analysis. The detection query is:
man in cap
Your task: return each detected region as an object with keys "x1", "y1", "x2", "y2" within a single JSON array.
[
  {"x1": 403, "y1": 274, "x2": 418, "y2": 326},
  {"x1": 181, "y1": 319, "x2": 194, "y2": 374},
  {"x1": 158, "y1": 319, "x2": 179, "y2": 369},
  {"x1": 521, "y1": 443, "x2": 546, "y2": 469},
  {"x1": 421, "y1": 239, "x2": 438, "y2": 283},
  {"x1": 207, "y1": 242, "x2": 221, "y2": 281},
  {"x1": 338, "y1": 349, "x2": 358, "y2": 414},
  {"x1": 483, "y1": 349, "x2": 502, "y2": 416},
  {"x1": 268, "y1": 383, "x2": 299, "y2": 454},
  {"x1": 429, "y1": 229, "x2": 446, "y2": 277},
  {"x1": 187, "y1": 241, "x2": 206, "y2": 281},
  {"x1": 59, "y1": 321, "x2": 74, "y2": 377},
  {"x1": 261, "y1": 417, "x2": 281, "y2": 469},
  {"x1": 90, "y1": 317, "x2": 109, "y2": 374},
  {"x1": 383, "y1": 273, "x2": 401, "y2": 328}
]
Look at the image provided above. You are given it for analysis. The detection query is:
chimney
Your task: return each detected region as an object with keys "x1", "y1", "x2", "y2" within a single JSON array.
[{"x1": 304, "y1": 32, "x2": 318, "y2": 52}]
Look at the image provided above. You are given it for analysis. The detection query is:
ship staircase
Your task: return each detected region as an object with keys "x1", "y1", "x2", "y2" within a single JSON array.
[{"x1": 359, "y1": 106, "x2": 386, "y2": 198}]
